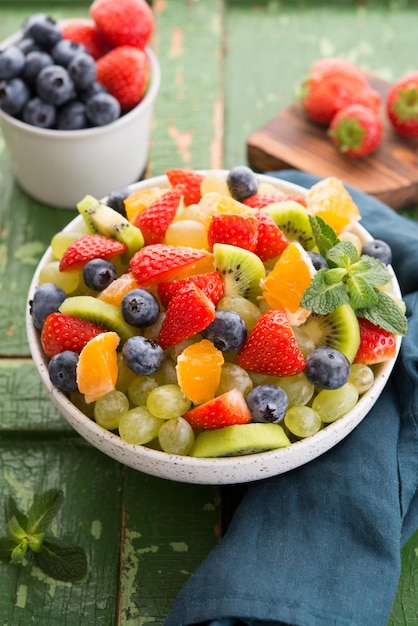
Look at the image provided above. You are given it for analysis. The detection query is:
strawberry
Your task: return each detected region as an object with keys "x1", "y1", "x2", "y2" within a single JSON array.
[
  {"x1": 157, "y1": 271, "x2": 224, "y2": 309},
  {"x1": 300, "y1": 57, "x2": 381, "y2": 125},
  {"x1": 329, "y1": 104, "x2": 383, "y2": 157},
  {"x1": 386, "y1": 71, "x2": 418, "y2": 138},
  {"x1": 96, "y1": 46, "x2": 148, "y2": 111},
  {"x1": 129, "y1": 244, "x2": 211, "y2": 288},
  {"x1": 254, "y1": 210, "x2": 289, "y2": 261},
  {"x1": 158, "y1": 284, "x2": 216, "y2": 349},
  {"x1": 59, "y1": 234, "x2": 127, "y2": 272},
  {"x1": 60, "y1": 18, "x2": 108, "y2": 59},
  {"x1": 90, "y1": 0, "x2": 154, "y2": 50},
  {"x1": 41, "y1": 312, "x2": 106, "y2": 358},
  {"x1": 134, "y1": 186, "x2": 184, "y2": 245},
  {"x1": 354, "y1": 318, "x2": 397, "y2": 365},
  {"x1": 183, "y1": 388, "x2": 252, "y2": 430},
  {"x1": 243, "y1": 193, "x2": 307, "y2": 208},
  {"x1": 207, "y1": 213, "x2": 259, "y2": 252},
  {"x1": 166, "y1": 169, "x2": 204, "y2": 206},
  {"x1": 236, "y1": 309, "x2": 306, "y2": 376}
]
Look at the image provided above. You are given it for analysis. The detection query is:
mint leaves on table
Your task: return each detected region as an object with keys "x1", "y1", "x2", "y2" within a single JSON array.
[
  {"x1": 301, "y1": 215, "x2": 408, "y2": 336},
  {"x1": 0, "y1": 489, "x2": 87, "y2": 583}
]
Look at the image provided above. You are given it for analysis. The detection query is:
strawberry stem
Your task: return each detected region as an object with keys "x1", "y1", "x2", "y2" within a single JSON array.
[
  {"x1": 393, "y1": 86, "x2": 418, "y2": 122},
  {"x1": 329, "y1": 117, "x2": 366, "y2": 152}
]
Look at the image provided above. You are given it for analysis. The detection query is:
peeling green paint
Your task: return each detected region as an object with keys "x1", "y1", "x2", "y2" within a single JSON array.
[
  {"x1": 14, "y1": 241, "x2": 46, "y2": 266},
  {"x1": 137, "y1": 545, "x2": 159, "y2": 555},
  {"x1": 91, "y1": 519, "x2": 102, "y2": 540},
  {"x1": 120, "y1": 529, "x2": 142, "y2": 622},
  {"x1": 15, "y1": 584, "x2": 27, "y2": 609},
  {"x1": 169, "y1": 542, "x2": 189, "y2": 552}
]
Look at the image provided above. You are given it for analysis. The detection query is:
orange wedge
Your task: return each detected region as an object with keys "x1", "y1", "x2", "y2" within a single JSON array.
[
  {"x1": 77, "y1": 331, "x2": 120, "y2": 403},
  {"x1": 97, "y1": 271, "x2": 139, "y2": 306},
  {"x1": 124, "y1": 187, "x2": 167, "y2": 223},
  {"x1": 305, "y1": 176, "x2": 360, "y2": 234},
  {"x1": 198, "y1": 192, "x2": 257, "y2": 228},
  {"x1": 176, "y1": 339, "x2": 224, "y2": 405}
]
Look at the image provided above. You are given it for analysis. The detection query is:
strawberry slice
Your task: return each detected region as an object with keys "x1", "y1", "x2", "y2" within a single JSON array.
[
  {"x1": 41, "y1": 312, "x2": 106, "y2": 358},
  {"x1": 254, "y1": 211, "x2": 289, "y2": 261},
  {"x1": 236, "y1": 309, "x2": 306, "y2": 376},
  {"x1": 59, "y1": 234, "x2": 127, "y2": 272},
  {"x1": 158, "y1": 284, "x2": 216, "y2": 349},
  {"x1": 354, "y1": 318, "x2": 397, "y2": 365},
  {"x1": 129, "y1": 244, "x2": 211, "y2": 288},
  {"x1": 207, "y1": 213, "x2": 259, "y2": 252},
  {"x1": 183, "y1": 388, "x2": 252, "y2": 430},
  {"x1": 134, "y1": 185, "x2": 183, "y2": 245},
  {"x1": 157, "y1": 271, "x2": 224, "y2": 309},
  {"x1": 243, "y1": 193, "x2": 307, "y2": 208},
  {"x1": 166, "y1": 169, "x2": 205, "y2": 206}
]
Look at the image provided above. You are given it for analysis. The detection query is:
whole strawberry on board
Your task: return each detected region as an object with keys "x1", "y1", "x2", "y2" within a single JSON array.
[
  {"x1": 328, "y1": 104, "x2": 383, "y2": 157},
  {"x1": 386, "y1": 71, "x2": 418, "y2": 138}
]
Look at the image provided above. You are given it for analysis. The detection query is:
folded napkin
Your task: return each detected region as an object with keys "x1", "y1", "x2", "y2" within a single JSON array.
[{"x1": 164, "y1": 171, "x2": 418, "y2": 626}]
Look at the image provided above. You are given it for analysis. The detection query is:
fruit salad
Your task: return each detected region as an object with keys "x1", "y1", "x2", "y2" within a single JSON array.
[{"x1": 28, "y1": 167, "x2": 407, "y2": 459}]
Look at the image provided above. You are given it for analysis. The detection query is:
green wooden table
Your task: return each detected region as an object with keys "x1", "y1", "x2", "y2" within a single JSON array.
[{"x1": 0, "y1": 1, "x2": 417, "y2": 624}]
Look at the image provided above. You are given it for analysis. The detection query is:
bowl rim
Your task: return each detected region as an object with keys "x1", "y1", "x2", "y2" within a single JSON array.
[
  {"x1": 26, "y1": 171, "x2": 403, "y2": 484},
  {"x1": 0, "y1": 29, "x2": 161, "y2": 139}
]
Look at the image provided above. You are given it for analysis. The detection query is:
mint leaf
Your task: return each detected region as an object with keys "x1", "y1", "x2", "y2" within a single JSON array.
[
  {"x1": 357, "y1": 290, "x2": 408, "y2": 335},
  {"x1": 36, "y1": 538, "x2": 88, "y2": 583},
  {"x1": 6, "y1": 516, "x2": 27, "y2": 543},
  {"x1": 323, "y1": 268, "x2": 347, "y2": 284},
  {"x1": 301, "y1": 269, "x2": 349, "y2": 314},
  {"x1": 4, "y1": 496, "x2": 29, "y2": 531},
  {"x1": 26, "y1": 489, "x2": 63, "y2": 536},
  {"x1": 11, "y1": 540, "x2": 28, "y2": 564},
  {"x1": 351, "y1": 255, "x2": 392, "y2": 287},
  {"x1": 346, "y1": 275, "x2": 379, "y2": 310},
  {"x1": 309, "y1": 215, "x2": 339, "y2": 258},
  {"x1": 0, "y1": 537, "x2": 16, "y2": 562},
  {"x1": 326, "y1": 241, "x2": 359, "y2": 267}
]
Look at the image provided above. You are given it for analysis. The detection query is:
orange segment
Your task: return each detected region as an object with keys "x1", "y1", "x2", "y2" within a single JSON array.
[
  {"x1": 198, "y1": 192, "x2": 257, "y2": 228},
  {"x1": 305, "y1": 176, "x2": 360, "y2": 234},
  {"x1": 261, "y1": 241, "x2": 316, "y2": 323},
  {"x1": 176, "y1": 339, "x2": 224, "y2": 405},
  {"x1": 77, "y1": 331, "x2": 120, "y2": 403},
  {"x1": 97, "y1": 271, "x2": 139, "y2": 306},
  {"x1": 124, "y1": 187, "x2": 167, "y2": 223}
]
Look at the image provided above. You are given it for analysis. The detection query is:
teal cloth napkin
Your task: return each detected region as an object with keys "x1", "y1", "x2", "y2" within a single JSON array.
[{"x1": 164, "y1": 172, "x2": 418, "y2": 626}]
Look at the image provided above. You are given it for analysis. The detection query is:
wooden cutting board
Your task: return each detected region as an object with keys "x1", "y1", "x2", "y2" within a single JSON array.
[{"x1": 247, "y1": 75, "x2": 418, "y2": 210}]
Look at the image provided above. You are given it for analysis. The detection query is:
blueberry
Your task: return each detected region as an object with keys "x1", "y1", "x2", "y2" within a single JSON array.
[
  {"x1": 85, "y1": 92, "x2": 121, "y2": 127},
  {"x1": 36, "y1": 64, "x2": 75, "y2": 106},
  {"x1": 48, "y1": 350, "x2": 79, "y2": 393},
  {"x1": 17, "y1": 38, "x2": 42, "y2": 55},
  {"x1": 23, "y1": 97, "x2": 56, "y2": 129},
  {"x1": 82, "y1": 258, "x2": 118, "y2": 291},
  {"x1": 201, "y1": 310, "x2": 247, "y2": 352},
  {"x1": 23, "y1": 14, "x2": 62, "y2": 49},
  {"x1": 305, "y1": 346, "x2": 350, "y2": 390},
  {"x1": 22, "y1": 50, "x2": 53, "y2": 88},
  {"x1": 52, "y1": 39, "x2": 86, "y2": 67},
  {"x1": 68, "y1": 52, "x2": 97, "y2": 90},
  {"x1": 29, "y1": 282, "x2": 66, "y2": 330},
  {"x1": 106, "y1": 188, "x2": 130, "y2": 216},
  {"x1": 308, "y1": 251, "x2": 328, "y2": 270},
  {"x1": 246, "y1": 384, "x2": 288, "y2": 423},
  {"x1": 122, "y1": 336, "x2": 165, "y2": 375},
  {"x1": 0, "y1": 78, "x2": 31, "y2": 116},
  {"x1": 226, "y1": 165, "x2": 259, "y2": 202},
  {"x1": 78, "y1": 81, "x2": 108, "y2": 104},
  {"x1": 0, "y1": 46, "x2": 26, "y2": 80},
  {"x1": 57, "y1": 100, "x2": 88, "y2": 130},
  {"x1": 121, "y1": 289, "x2": 160, "y2": 327},
  {"x1": 361, "y1": 239, "x2": 392, "y2": 265}
]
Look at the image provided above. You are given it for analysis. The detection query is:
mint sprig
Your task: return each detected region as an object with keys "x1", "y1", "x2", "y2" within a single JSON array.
[
  {"x1": 0, "y1": 490, "x2": 87, "y2": 583},
  {"x1": 301, "y1": 216, "x2": 408, "y2": 336}
]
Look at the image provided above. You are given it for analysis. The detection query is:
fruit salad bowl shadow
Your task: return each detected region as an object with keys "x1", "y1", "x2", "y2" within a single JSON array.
[
  {"x1": 0, "y1": 30, "x2": 160, "y2": 209},
  {"x1": 26, "y1": 173, "x2": 402, "y2": 485}
]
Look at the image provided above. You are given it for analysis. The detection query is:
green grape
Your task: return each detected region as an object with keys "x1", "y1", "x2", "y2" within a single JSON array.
[
  {"x1": 284, "y1": 406, "x2": 322, "y2": 438},
  {"x1": 276, "y1": 373, "x2": 314, "y2": 407},
  {"x1": 146, "y1": 384, "x2": 191, "y2": 420},
  {"x1": 248, "y1": 371, "x2": 280, "y2": 386},
  {"x1": 155, "y1": 358, "x2": 178, "y2": 385},
  {"x1": 94, "y1": 390, "x2": 129, "y2": 430},
  {"x1": 312, "y1": 382, "x2": 359, "y2": 423},
  {"x1": 143, "y1": 312, "x2": 166, "y2": 341},
  {"x1": 217, "y1": 294, "x2": 261, "y2": 331},
  {"x1": 348, "y1": 363, "x2": 374, "y2": 394},
  {"x1": 216, "y1": 362, "x2": 253, "y2": 397},
  {"x1": 116, "y1": 353, "x2": 137, "y2": 393},
  {"x1": 128, "y1": 374, "x2": 159, "y2": 406},
  {"x1": 158, "y1": 417, "x2": 195, "y2": 455},
  {"x1": 118, "y1": 406, "x2": 164, "y2": 445},
  {"x1": 292, "y1": 326, "x2": 316, "y2": 357},
  {"x1": 169, "y1": 336, "x2": 200, "y2": 361},
  {"x1": 39, "y1": 261, "x2": 80, "y2": 294},
  {"x1": 50, "y1": 230, "x2": 88, "y2": 259}
]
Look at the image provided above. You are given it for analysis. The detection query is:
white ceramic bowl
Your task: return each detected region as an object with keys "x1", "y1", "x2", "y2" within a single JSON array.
[
  {"x1": 26, "y1": 172, "x2": 402, "y2": 484},
  {"x1": 0, "y1": 32, "x2": 160, "y2": 209}
]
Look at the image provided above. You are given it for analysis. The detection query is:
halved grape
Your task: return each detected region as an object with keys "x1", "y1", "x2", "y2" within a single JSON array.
[{"x1": 312, "y1": 383, "x2": 359, "y2": 423}]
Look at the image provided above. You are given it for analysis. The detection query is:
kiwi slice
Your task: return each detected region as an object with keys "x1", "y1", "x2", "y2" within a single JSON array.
[
  {"x1": 213, "y1": 243, "x2": 265, "y2": 303},
  {"x1": 59, "y1": 295, "x2": 138, "y2": 343},
  {"x1": 77, "y1": 195, "x2": 144, "y2": 257},
  {"x1": 264, "y1": 200, "x2": 315, "y2": 250},
  {"x1": 299, "y1": 303, "x2": 360, "y2": 362},
  {"x1": 190, "y1": 423, "x2": 290, "y2": 458}
]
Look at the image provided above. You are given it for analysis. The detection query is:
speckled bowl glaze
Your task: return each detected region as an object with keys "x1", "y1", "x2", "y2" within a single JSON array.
[
  {"x1": 26, "y1": 172, "x2": 402, "y2": 484},
  {"x1": 0, "y1": 31, "x2": 160, "y2": 209}
]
